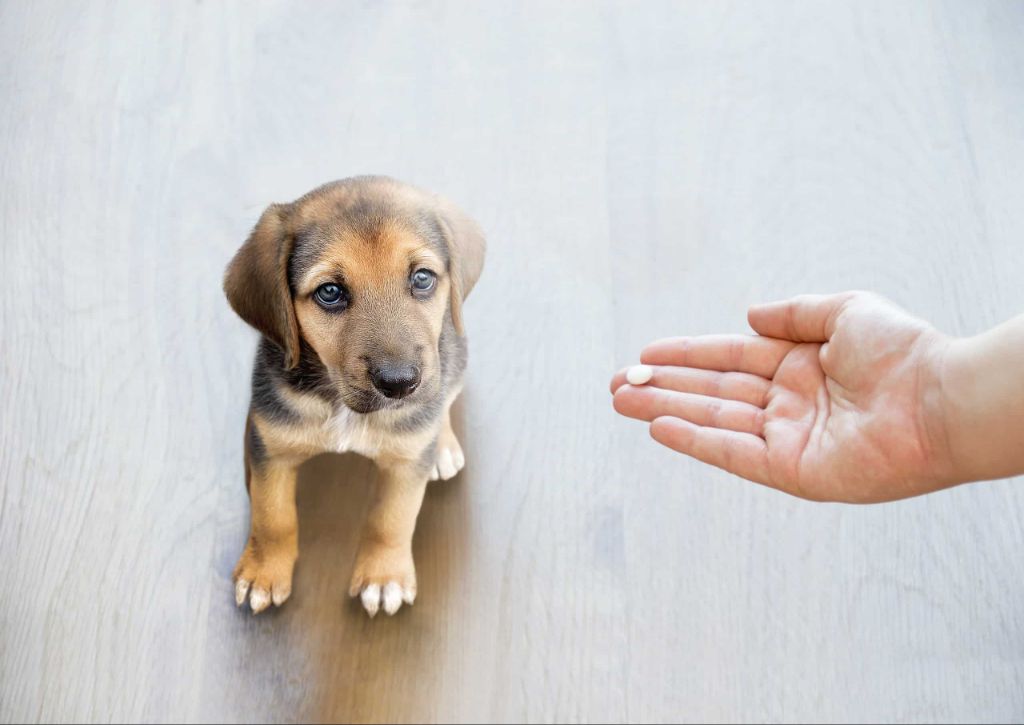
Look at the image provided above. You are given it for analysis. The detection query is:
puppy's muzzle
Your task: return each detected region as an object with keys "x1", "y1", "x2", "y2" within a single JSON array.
[{"x1": 369, "y1": 361, "x2": 421, "y2": 399}]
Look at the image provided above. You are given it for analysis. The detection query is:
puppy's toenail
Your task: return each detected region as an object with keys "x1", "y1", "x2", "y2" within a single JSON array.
[{"x1": 361, "y1": 584, "x2": 381, "y2": 617}]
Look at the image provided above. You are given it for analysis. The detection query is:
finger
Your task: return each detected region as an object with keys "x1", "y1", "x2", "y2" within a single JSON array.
[
  {"x1": 615, "y1": 387, "x2": 765, "y2": 436},
  {"x1": 613, "y1": 365, "x2": 770, "y2": 405},
  {"x1": 610, "y1": 367, "x2": 629, "y2": 394},
  {"x1": 819, "y1": 342, "x2": 833, "y2": 369},
  {"x1": 640, "y1": 335, "x2": 795, "y2": 378},
  {"x1": 747, "y1": 292, "x2": 860, "y2": 342},
  {"x1": 649, "y1": 416, "x2": 773, "y2": 487},
  {"x1": 648, "y1": 367, "x2": 770, "y2": 407}
]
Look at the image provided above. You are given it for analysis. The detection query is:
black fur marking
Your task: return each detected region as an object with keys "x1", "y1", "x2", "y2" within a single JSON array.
[
  {"x1": 251, "y1": 353, "x2": 299, "y2": 424},
  {"x1": 250, "y1": 338, "x2": 338, "y2": 423},
  {"x1": 439, "y1": 313, "x2": 468, "y2": 389},
  {"x1": 246, "y1": 417, "x2": 268, "y2": 472},
  {"x1": 342, "y1": 196, "x2": 393, "y2": 241},
  {"x1": 343, "y1": 386, "x2": 387, "y2": 414},
  {"x1": 414, "y1": 211, "x2": 451, "y2": 266},
  {"x1": 288, "y1": 226, "x2": 332, "y2": 292},
  {"x1": 390, "y1": 392, "x2": 443, "y2": 434}
]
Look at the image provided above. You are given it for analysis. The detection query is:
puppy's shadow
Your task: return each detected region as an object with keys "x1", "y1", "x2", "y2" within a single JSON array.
[{"x1": 292, "y1": 396, "x2": 472, "y2": 722}]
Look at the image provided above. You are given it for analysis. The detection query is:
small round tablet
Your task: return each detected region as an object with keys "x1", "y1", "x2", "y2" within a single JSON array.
[{"x1": 626, "y1": 364, "x2": 653, "y2": 385}]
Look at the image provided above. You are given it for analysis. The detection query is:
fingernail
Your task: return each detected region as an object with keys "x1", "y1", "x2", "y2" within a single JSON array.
[{"x1": 626, "y1": 364, "x2": 653, "y2": 385}]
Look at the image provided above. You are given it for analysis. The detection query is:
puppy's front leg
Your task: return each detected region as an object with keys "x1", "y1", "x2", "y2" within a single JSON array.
[
  {"x1": 234, "y1": 456, "x2": 299, "y2": 614},
  {"x1": 349, "y1": 459, "x2": 429, "y2": 617},
  {"x1": 429, "y1": 403, "x2": 465, "y2": 481}
]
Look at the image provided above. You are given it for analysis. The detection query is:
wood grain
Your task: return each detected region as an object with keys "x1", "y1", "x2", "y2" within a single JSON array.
[{"x1": 1, "y1": 1, "x2": 1023, "y2": 722}]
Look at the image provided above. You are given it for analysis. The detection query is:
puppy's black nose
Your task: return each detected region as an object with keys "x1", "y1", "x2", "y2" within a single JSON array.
[{"x1": 369, "y1": 363, "x2": 421, "y2": 399}]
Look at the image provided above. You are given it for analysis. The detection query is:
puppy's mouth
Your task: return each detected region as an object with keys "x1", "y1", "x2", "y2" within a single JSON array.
[
  {"x1": 333, "y1": 373, "x2": 428, "y2": 414},
  {"x1": 342, "y1": 386, "x2": 391, "y2": 414}
]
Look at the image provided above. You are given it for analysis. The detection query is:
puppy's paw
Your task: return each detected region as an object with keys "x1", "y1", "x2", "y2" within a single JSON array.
[
  {"x1": 429, "y1": 430, "x2": 465, "y2": 481},
  {"x1": 349, "y1": 543, "x2": 417, "y2": 617},
  {"x1": 233, "y1": 539, "x2": 297, "y2": 615}
]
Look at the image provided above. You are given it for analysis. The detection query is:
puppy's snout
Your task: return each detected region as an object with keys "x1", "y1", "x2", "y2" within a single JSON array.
[{"x1": 369, "y1": 362, "x2": 421, "y2": 399}]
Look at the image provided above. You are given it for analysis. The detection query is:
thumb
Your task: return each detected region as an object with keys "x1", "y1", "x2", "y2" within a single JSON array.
[{"x1": 747, "y1": 292, "x2": 858, "y2": 342}]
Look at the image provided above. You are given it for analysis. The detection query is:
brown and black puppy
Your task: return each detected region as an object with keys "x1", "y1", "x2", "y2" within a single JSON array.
[{"x1": 223, "y1": 176, "x2": 484, "y2": 617}]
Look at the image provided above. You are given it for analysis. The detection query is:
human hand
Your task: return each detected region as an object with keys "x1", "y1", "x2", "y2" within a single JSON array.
[{"x1": 611, "y1": 292, "x2": 959, "y2": 502}]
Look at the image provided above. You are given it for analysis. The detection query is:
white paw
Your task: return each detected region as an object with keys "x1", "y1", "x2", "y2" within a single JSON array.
[
  {"x1": 429, "y1": 439, "x2": 465, "y2": 481},
  {"x1": 232, "y1": 541, "x2": 295, "y2": 615},
  {"x1": 349, "y1": 545, "x2": 418, "y2": 618},
  {"x1": 234, "y1": 576, "x2": 291, "y2": 614},
  {"x1": 356, "y1": 581, "x2": 416, "y2": 617}
]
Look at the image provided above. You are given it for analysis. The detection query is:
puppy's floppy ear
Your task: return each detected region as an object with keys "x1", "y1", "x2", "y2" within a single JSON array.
[
  {"x1": 436, "y1": 200, "x2": 486, "y2": 335},
  {"x1": 223, "y1": 203, "x2": 302, "y2": 369}
]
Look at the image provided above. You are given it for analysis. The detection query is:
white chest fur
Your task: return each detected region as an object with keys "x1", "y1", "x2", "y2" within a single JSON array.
[
  {"x1": 273, "y1": 381, "x2": 432, "y2": 463},
  {"x1": 329, "y1": 407, "x2": 391, "y2": 458}
]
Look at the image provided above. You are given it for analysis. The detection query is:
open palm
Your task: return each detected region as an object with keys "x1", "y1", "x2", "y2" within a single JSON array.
[{"x1": 612, "y1": 293, "x2": 955, "y2": 502}]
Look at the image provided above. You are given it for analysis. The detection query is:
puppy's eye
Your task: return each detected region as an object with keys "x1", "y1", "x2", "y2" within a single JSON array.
[
  {"x1": 314, "y1": 283, "x2": 348, "y2": 310},
  {"x1": 411, "y1": 269, "x2": 436, "y2": 297}
]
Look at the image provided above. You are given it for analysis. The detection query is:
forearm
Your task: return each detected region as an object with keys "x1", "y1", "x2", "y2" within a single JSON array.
[{"x1": 941, "y1": 313, "x2": 1024, "y2": 483}]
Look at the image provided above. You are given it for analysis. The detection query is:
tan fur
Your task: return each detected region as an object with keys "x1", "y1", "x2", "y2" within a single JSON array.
[
  {"x1": 233, "y1": 459, "x2": 299, "y2": 612},
  {"x1": 348, "y1": 461, "x2": 429, "y2": 603},
  {"x1": 291, "y1": 221, "x2": 449, "y2": 409},
  {"x1": 225, "y1": 177, "x2": 485, "y2": 617}
]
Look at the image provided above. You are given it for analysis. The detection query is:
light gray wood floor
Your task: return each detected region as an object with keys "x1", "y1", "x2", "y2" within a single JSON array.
[{"x1": 2, "y1": 1, "x2": 1023, "y2": 722}]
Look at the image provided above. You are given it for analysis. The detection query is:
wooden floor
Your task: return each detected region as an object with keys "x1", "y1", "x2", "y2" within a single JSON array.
[{"x1": 2, "y1": 1, "x2": 1024, "y2": 722}]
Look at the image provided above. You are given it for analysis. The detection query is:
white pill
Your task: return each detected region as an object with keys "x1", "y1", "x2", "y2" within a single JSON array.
[{"x1": 626, "y1": 364, "x2": 653, "y2": 385}]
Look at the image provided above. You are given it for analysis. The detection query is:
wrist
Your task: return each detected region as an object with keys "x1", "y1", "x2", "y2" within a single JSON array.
[
  {"x1": 930, "y1": 336, "x2": 974, "y2": 485},
  {"x1": 937, "y1": 324, "x2": 1024, "y2": 484},
  {"x1": 917, "y1": 331, "x2": 962, "y2": 488}
]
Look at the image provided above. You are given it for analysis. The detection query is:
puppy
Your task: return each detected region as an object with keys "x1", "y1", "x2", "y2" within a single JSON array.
[{"x1": 223, "y1": 176, "x2": 485, "y2": 617}]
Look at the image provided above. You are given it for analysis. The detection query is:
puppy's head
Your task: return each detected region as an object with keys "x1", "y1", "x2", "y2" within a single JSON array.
[{"x1": 224, "y1": 177, "x2": 484, "y2": 413}]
